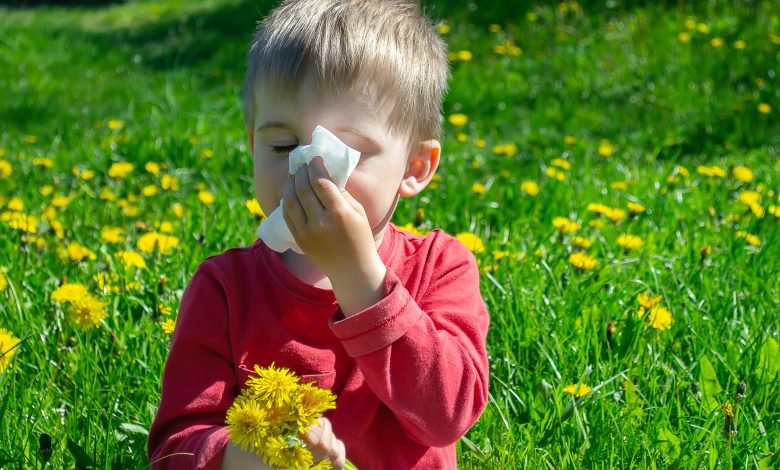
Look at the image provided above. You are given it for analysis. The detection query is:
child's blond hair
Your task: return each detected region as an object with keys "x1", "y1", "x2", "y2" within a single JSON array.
[{"x1": 243, "y1": 0, "x2": 449, "y2": 147}]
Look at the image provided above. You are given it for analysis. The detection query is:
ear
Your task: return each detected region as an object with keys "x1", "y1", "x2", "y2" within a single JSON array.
[
  {"x1": 398, "y1": 139, "x2": 440, "y2": 198},
  {"x1": 247, "y1": 130, "x2": 254, "y2": 154}
]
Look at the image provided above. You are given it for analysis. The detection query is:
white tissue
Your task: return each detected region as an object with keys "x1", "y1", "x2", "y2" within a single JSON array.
[{"x1": 256, "y1": 125, "x2": 361, "y2": 253}]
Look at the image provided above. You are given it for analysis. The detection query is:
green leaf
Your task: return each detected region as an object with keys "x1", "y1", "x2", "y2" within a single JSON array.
[
  {"x1": 708, "y1": 443, "x2": 718, "y2": 470},
  {"x1": 66, "y1": 438, "x2": 95, "y2": 470},
  {"x1": 623, "y1": 379, "x2": 644, "y2": 422},
  {"x1": 656, "y1": 427, "x2": 680, "y2": 462},
  {"x1": 119, "y1": 423, "x2": 148, "y2": 436},
  {"x1": 699, "y1": 356, "x2": 722, "y2": 414},
  {"x1": 755, "y1": 338, "x2": 780, "y2": 383}
]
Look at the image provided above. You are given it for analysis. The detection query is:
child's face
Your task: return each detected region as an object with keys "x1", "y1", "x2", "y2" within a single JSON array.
[{"x1": 249, "y1": 81, "x2": 423, "y2": 242}]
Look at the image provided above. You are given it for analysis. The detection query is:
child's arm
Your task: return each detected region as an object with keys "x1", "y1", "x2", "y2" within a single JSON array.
[
  {"x1": 284, "y1": 158, "x2": 490, "y2": 447},
  {"x1": 329, "y1": 238, "x2": 490, "y2": 447},
  {"x1": 147, "y1": 264, "x2": 237, "y2": 469}
]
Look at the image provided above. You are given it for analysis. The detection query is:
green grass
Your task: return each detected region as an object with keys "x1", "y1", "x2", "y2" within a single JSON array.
[{"x1": 1, "y1": 0, "x2": 779, "y2": 468}]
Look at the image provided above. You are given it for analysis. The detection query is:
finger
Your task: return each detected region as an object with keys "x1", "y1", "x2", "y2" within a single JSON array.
[
  {"x1": 282, "y1": 175, "x2": 306, "y2": 230},
  {"x1": 330, "y1": 438, "x2": 346, "y2": 469},
  {"x1": 295, "y1": 163, "x2": 325, "y2": 218},
  {"x1": 307, "y1": 157, "x2": 344, "y2": 210}
]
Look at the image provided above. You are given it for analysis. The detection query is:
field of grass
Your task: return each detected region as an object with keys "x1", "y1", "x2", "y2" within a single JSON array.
[{"x1": 1, "y1": 0, "x2": 779, "y2": 468}]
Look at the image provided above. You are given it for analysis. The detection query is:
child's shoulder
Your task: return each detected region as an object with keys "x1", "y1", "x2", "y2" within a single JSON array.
[
  {"x1": 387, "y1": 223, "x2": 477, "y2": 265},
  {"x1": 193, "y1": 239, "x2": 268, "y2": 282}
]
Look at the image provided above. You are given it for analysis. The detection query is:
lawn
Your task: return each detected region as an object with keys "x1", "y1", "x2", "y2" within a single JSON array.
[{"x1": 0, "y1": 0, "x2": 778, "y2": 468}]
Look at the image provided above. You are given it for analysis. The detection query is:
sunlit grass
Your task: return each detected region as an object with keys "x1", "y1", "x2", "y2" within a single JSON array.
[{"x1": 1, "y1": 0, "x2": 778, "y2": 468}]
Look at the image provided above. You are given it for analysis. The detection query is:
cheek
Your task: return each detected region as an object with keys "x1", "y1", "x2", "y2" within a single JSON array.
[{"x1": 254, "y1": 158, "x2": 288, "y2": 210}]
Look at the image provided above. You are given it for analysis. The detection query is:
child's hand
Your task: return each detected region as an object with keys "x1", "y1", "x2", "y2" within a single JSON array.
[
  {"x1": 282, "y1": 156, "x2": 386, "y2": 315},
  {"x1": 222, "y1": 440, "x2": 274, "y2": 469},
  {"x1": 303, "y1": 417, "x2": 347, "y2": 469}
]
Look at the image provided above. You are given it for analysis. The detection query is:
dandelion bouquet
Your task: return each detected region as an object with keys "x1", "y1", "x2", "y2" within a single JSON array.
[{"x1": 225, "y1": 363, "x2": 337, "y2": 469}]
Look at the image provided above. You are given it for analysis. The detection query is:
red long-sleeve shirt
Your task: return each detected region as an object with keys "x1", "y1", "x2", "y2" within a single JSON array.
[{"x1": 147, "y1": 223, "x2": 490, "y2": 469}]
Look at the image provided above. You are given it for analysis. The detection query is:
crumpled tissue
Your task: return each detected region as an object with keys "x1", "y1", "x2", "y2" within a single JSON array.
[{"x1": 256, "y1": 125, "x2": 361, "y2": 253}]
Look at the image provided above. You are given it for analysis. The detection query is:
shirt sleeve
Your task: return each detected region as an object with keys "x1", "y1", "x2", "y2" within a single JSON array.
[
  {"x1": 147, "y1": 262, "x2": 234, "y2": 469},
  {"x1": 328, "y1": 237, "x2": 490, "y2": 447}
]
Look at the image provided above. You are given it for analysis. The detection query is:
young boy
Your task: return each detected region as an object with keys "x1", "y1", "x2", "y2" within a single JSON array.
[{"x1": 147, "y1": 1, "x2": 490, "y2": 468}]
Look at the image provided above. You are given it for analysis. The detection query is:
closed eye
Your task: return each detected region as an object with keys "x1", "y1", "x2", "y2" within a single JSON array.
[{"x1": 271, "y1": 144, "x2": 298, "y2": 154}]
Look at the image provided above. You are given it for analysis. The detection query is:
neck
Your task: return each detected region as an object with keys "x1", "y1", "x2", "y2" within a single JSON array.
[{"x1": 279, "y1": 224, "x2": 389, "y2": 289}]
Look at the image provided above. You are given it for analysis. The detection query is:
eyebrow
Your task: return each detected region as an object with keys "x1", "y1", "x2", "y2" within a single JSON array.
[
  {"x1": 333, "y1": 126, "x2": 380, "y2": 149},
  {"x1": 254, "y1": 121, "x2": 288, "y2": 133}
]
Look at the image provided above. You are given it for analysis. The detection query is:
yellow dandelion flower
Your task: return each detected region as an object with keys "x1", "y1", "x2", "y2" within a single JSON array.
[
  {"x1": 747, "y1": 201, "x2": 763, "y2": 218},
  {"x1": 99, "y1": 187, "x2": 116, "y2": 201},
  {"x1": 159, "y1": 221, "x2": 174, "y2": 233},
  {"x1": 161, "y1": 319, "x2": 176, "y2": 335},
  {"x1": 492, "y1": 143, "x2": 518, "y2": 157},
  {"x1": 610, "y1": 181, "x2": 627, "y2": 190},
  {"x1": 1, "y1": 211, "x2": 39, "y2": 233},
  {"x1": 769, "y1": 205, "x2": 779, "y2": 217},
  {"x1": 0, "y1": 270, "x2": 7, "y2": 292},
  {"x1": 697, "y1": 23, "x2": 709, "y2": 34},
  {"x1": 145, "y1": 161, "x2": 160, "y2": 175},
  {"x1": 225, "y1": 395, "x2": 270, "y2": 452},
  {"x1": 732, "y1": 166, "x2": 753, "y2": 183},
  {"x1": 100, "y1": 227, "x2": 124, "y2": 244},
  {"x1": 23, "y1": 135, "x2": 38, "y2": 144},
  {"x1": 456, "y1": 133, "x2": 468, "y2": 143},
  {"x1": 552, "y1": 217, "x2": 580, "y2": 234},
  {"x1": 474, "y1": 139, "x2": 486, "y2": 148},
  {"x1": 710, "y1": 37, "x2": 724, "y2": 48},
  {"x1": 598, "y1": 139, "x2": 614, "y2": 157},
  {"x1": 738, "y1": 190, "x2": 761, "y2": 205},
  {"x1": 563, "y1": 383, "x2": 592, "y2": 397},
  {"x1": 520, "y1": 180, "x2": 539, "y2": 196},
  {"x1": 696, "y1": 165, "x2": 726, "y2": 178},
  {"x1": 545, "y1": 167, "x2": 566, "y2": 181},
  {"x1": 52, "y1": 283, "x2": 89, "y2": 304},
  {"x1": 627, "y1": 202, "x2": 646, "y2": 214},
  {"x1": 60, "y1": 243, "x2": 97, "y2": 262},
  {"x1": 32, "y1": 157, "x2": 54, "y2": 169},
  {"x1": 573, "y1": 236, "x2": 592, "y2": 249},
  {"x1": 198, "y1": 191, "x2": 215, "y2": 205},
  {"x1": 108, "y1": 119, "x2": 124, "y2": 130},
  {"x1": 648, "y1": 305, "x2": 672, "y2": 331},
  {"x1": 142, "y1": 185, "x2": 158, "y2": 197},
  {"x1": 295, "y1": 382, "x2": 337, "y2": 429},
  {"x1": 757, "y1": 103, "x2": 772, "y2": 114},
  {"x1": 617, "y1": 234, "x2": 643, "y2": 250},
  {"x1": 40, "y1": 185, "x2": 53, "y2": 196},
  {"x1": 448, "y1": 114, "x2": 468, "y2": 126},
  {"x1": 107, "y1": 162, "x2": 134, "y2": 179},
  {"x1": 68, "y1": 294, "x2": 106, "y2": 330},
  {"x1": 569, "y1": 252, "x2": 597, "y2": 270},
  {"x1": 160, "y1": 175, "x2": 180, "y2": 191},
  {"x1": 471, "y1": 182, "x2": 487, "y2": 194},
  {"x1": 455, "y1": 232, "x2": 485, "y2": 254},
  {"x1": 736, "y1": 231, "x2": 761, "y2": 246},
  {"x1": 637, "y1": 293, "x2": 663, "y2": 309},
  {"x1": 7, "y1": 197, "x2": 23, "y2": 212},
  {"x1": 51, "y1": 195, "x2": 71, "y2": 208},
  {"x1": 456, "y1": 50, "x2": 473, "y2": 61},
  {"x1": 245, "y1": 364, "x2": 300, "y2": 407},
  {"x1": 201, "y1": 149, "x2": 214, "y2": 159},
  {"x1": 733, "y1": 39, "x2": 746, "y2": 49},
  {"x1": 492, "y1": 250, "x2": 511, "y2": 261},
  {"x1": 678, "y1": 31, "x2": 691, "y2": 43},
  {"x1": 564, "y1": 135, "x2": 577, "y2": 145},
  {"x1": 0, "y1": 160, "x2": 12, "y2": 179},
  {"x1": 0, "y1": 328, "x2": 21, "y2": 374},
  {"x1": 171, "y1": 202, "x2": 184, "y2": 218},
  {"x1": 437, "y1": 23, "x2": 450, "y2": 34},
  {"x1": 551, "y1": 158, "x2": 571, "y2": 170},
  {"x1": 115, "y1": 250, "x2": 147, "y2": 269},
  {"x1": 137, "y1": 232, "x2": 179, "y2": 255}
]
